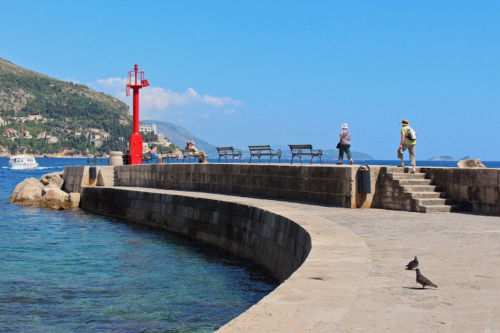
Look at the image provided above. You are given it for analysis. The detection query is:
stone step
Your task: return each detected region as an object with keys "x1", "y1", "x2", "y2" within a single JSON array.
[
  {"x1": 389, "y1": 172, "x2": 426, "y2": 180},
  {"x1": 418, "y1": 204, "x2": 461, "y2": 213},
  {"x1": 415, "y1": 198, "x2": 455, "y2": 206},
  {"x1": 396, "y1": 178, "x2": 432, "y2": 186},
  {"x1": 401, "y1": 185, "x2": 440, "y2": 192},
  {"x1": 386, "y1": 167, "x2": 420, "y2": 173},
  {"x1": 411, "y1": 191, "x2": 447, "y2": 199}
]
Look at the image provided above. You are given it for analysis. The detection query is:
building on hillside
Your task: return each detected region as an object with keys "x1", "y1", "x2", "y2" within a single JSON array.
[
  {"x1": 27, "y1": 115, "x2": 43, "y2": 122},
  {"x1": 139, "y1": 123, "x2": 156, "y2": 134},
  {"x1": 23, "y1": 130, "x2": 32, "y2": 138},
  {"x1": 0, "y1": 117, "x2": 4, "y2": 126},
  {"x1": 5, "y1": 128, "x2": 18, "y2": 138},
  {"x1": 46, "y1": 136, "x2": 58, "y2": 144},
  {"x1": 37, "y1": 132, "x2": 46, "y2": 139},
  {"x1": 102, "y1": 132, "x2": 110, "y2": 140}
]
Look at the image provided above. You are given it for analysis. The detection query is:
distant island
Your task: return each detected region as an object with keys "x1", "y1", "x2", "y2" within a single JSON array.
[{"x1": 428, "y1": 156, "x2": 470, "y2": 161}]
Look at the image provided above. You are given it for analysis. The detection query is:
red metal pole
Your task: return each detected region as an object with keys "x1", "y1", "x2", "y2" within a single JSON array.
[
  {"x1": 132, "y1": 86, "x2": 139, "y2": 135},
  {"x1": 128, "y1": 64, "x2": 144, "y2": 165}
]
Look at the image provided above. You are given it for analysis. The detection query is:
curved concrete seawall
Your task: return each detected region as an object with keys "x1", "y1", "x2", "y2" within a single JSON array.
[
  {"x1": 63, "y1": 164, "x2": 500, "y2": 331},
  {"x1": 80, "y1": 186, "x2": 372, "y2": 331},
  {"x1": 80, "y1": 186, "x2": 311, "y2": 282}
]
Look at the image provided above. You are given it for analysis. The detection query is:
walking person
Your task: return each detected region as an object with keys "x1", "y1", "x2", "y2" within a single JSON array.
[
  {"x1": 337, "y1": 123, "x2": 353, "y2": 165},
  {"x1": 397, "y1": 119, "x2": 417, "y2": 173}
]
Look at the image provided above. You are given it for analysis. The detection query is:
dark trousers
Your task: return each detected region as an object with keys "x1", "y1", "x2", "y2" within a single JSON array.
[{"x1": 338, "y1": 144, "x2": 352, "y2": 160}]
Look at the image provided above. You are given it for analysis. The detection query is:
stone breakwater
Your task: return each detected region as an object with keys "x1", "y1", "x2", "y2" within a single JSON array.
[
  {"x1": 80, "y1": 186, "x2": 312, "y2": 282},
  {"x1": 63, "y1": 164, "x2": 500, "y2": 215},
  {"x1": 79, "y1": 186, "x2": 372, "y2": 332}
]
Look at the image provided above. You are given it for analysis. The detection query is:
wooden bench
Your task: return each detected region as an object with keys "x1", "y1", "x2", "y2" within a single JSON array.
[
  {"x1": 182, "y1": 149, "x2": 208, "y2": 163},
  {"x1": 248, "y1": 145, "x2": 281, "y2": 163},
  {"x1": 86, "y1": 154, "x2": 105, "y2": 166},
  {"x1": 161, "y1": 152, "x2": 181, "y2": 163},
  {"x1": 142, "y1": 152, "x2": 162, "y2": 164},
  {"x1": 216, "y1": 147, "x2": 242, "y2": 163},
  {"x1": 288, "y1": 144, "x2": 323, "y2": 164}
]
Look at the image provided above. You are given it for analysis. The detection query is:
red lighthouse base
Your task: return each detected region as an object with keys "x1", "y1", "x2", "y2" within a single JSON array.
[{"x1": 128, "y1": 133, "x2": 143, "y2": 165}]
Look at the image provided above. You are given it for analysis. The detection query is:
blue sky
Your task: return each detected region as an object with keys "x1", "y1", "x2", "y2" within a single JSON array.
[{"x1": 3, "y1": 1, "x2": 500, "y2": 160}]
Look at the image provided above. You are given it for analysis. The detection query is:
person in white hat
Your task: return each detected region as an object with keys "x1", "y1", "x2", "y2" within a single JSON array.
[{"x1": 337, "y1": 123, "x2": 353, "y2": 165}]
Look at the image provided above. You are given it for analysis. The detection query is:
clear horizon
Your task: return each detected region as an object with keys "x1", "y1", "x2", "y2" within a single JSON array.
[{"x1": 3, "y1": 1, "x2": 499, "y2": 160}]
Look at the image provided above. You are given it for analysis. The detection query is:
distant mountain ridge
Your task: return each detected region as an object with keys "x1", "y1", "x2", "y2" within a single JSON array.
[{"x1": 144, "y1": 120, "x2": 218, "y2": 155}]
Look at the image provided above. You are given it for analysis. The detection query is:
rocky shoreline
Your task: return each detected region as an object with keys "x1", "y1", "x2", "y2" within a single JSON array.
[{"x1": 9, "y1": 172, "x2": 80, "y2": 210}]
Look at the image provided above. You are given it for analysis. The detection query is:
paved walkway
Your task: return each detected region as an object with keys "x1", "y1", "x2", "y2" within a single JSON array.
[
  {"x1": 208, "y1": 193, "x2": 500, "y2": 332},
  {"x1": 117, "y1": 189, "x2": 500, "y2": 332}
]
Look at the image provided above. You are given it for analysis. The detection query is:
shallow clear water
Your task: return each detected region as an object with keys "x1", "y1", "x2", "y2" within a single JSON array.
[{"x1": 0, "y1": 158, "x2": 277, "y2": 332}]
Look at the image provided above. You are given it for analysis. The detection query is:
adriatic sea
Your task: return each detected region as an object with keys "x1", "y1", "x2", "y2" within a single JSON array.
[{"x1": 0, "y1": 158, "x2": 277, "y2": 332}]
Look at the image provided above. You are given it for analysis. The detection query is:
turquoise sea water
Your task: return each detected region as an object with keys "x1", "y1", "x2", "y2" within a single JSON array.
[{"x1": 0, "y1": 158, "x2": 277, "y2": 332}]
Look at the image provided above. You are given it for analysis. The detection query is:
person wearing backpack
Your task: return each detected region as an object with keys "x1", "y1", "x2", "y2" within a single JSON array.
[{"x1": 397, "y1": 119, "x2": 417, "y2": 173}]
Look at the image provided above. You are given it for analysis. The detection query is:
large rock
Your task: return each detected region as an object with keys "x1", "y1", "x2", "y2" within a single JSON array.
[
  {"x1": 9, "y1": 172, "x2": 79, "y2": 210},
  {"x1": 39, "y1": 187, "x2": 70, "y2": 210},
  {"x1": 457, "y1": 158, "x2": 486, "y2": 168},
  {"x1": 9, "y1": 178, "x2": 45, "y2": 204},
  {"x1": 67, "y1": 192, "x2": 81, "y2": 209},
  {"x1": 40, "y1": 172, "x2": 64, "y2": 189}
]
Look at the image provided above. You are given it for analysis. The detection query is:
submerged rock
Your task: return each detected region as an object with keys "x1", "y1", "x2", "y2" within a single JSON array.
[{"x1": 9, "y1": 172, "x2": 80, "y2": 210}]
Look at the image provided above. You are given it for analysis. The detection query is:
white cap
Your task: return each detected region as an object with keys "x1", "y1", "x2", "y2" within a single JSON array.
[{"x1": 342, "y1": 123, "x2": 348, "y2": 129}]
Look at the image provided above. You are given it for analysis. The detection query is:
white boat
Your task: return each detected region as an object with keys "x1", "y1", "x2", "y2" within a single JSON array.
[{"x1": 9, "y1": 154, "x2": 39, "y2": 169}]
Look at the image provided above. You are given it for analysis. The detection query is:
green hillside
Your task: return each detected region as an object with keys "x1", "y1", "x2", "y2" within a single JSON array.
[{"x1": 0, "y1": 57, "x2": 133, "y2": 156}]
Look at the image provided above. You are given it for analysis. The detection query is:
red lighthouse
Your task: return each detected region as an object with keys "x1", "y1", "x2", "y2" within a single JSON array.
[{"x1": 126, "y1": 64, "x2": 149, "y2": 165}]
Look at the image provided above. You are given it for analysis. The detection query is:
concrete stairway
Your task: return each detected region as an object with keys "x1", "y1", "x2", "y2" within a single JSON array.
[
  {"x1": 97, "y1": 166, "x2": 118, "y2": 187},
  {"x1": 387, "y1": 168, "x2": 460, "y2": 213}
]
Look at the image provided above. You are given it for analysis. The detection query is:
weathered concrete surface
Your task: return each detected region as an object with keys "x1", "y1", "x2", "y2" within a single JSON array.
[
  {"x1": 220, "y1": 202, "x2": 500, "y2": 332},
  {"x1": 79, "y1": 186, "x2": 500, "y2": 332}
]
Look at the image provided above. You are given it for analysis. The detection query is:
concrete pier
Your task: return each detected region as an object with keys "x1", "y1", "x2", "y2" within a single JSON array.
[{"x1": 63, "y1": 164, "x2": 500, "y2": 332}]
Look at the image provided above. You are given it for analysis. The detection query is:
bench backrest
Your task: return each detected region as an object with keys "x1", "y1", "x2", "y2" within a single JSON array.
[
  {"x1": 162, "y1": 152, "x2": 181, "y2": 158},
  {"x1": 217, "y1": 147, "x2": 234, "y2": 152},
  {"x1": 248, "y1": 145, "x2": 272, "y2": 151},
  {"x1": 289, "y1": 144, "x2": 313, "y2": 151}
]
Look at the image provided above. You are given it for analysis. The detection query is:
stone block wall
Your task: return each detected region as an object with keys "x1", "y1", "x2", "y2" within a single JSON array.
[
  {"x1": 114, "y1": 164, "x2": 358, "y2": 207},
  {"x1": 80, "y1": 187, "x2": 312, "y2": 282},
  {"x1": 63, "y1": 166, "x2": 89, "y2": 193},
  {"x1": 421, "y1": 167, "x2": 500, "y2": 215},
  {"x1": 63, "y1": 166, "x2": 115, "y2": 193},
  {"x1": 373, "y1": 168, "x2": 416, "y2": 211}
]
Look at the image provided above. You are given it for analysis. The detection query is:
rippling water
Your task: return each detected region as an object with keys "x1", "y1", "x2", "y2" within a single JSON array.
[{"x1": 0, "y1": 158, "x2": 277, "y2": 332}]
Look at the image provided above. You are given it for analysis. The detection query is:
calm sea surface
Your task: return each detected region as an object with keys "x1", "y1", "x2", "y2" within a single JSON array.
[{"x1": 0, "y1": 158, "x2": 278, "y2": 332}]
